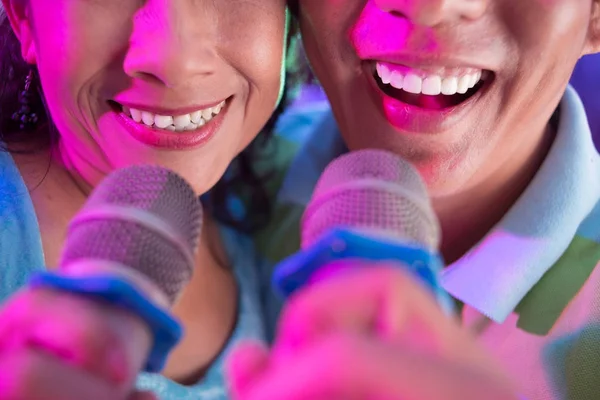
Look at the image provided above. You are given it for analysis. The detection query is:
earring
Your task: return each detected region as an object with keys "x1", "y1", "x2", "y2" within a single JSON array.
[{"x1": 12, "y1": 69, "x2": 39, "y2": 131}]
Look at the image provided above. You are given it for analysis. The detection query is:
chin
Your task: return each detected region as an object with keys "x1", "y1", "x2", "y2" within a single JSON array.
[
  {"x1": 132, "y1": 154, "x2": 227, "y2": 196},
  {"x1": 409, "y1": 154, "x2": 475, "y2": 198}
]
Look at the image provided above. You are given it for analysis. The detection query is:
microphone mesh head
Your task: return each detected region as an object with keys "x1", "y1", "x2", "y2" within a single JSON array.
[
  {"x1": 302, "y1": 149, "x2": 440, "y2": 250},
  {"x1": 60, "y1": 165, "x2": 203, "y2": 305}
]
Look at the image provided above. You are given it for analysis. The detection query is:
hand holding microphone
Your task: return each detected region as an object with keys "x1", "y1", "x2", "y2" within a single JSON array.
[
  {"x1": 227, "y1": 150, "x2": 518, "y2": 399},
  {"x1": 0, "y1": 165, "x2": 202, "y2": 399}
]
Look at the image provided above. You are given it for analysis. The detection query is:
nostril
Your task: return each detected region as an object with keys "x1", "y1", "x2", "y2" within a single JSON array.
[
  {"x1": 388, "y1": 10, "x2": 406, "y2": 18},
  {"x1": 375, "y1": 4, "x2": 405, "y2": 17}
]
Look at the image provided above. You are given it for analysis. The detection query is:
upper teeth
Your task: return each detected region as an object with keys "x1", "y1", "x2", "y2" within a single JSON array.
[
  {"x1": 376, "y1": 63, "x2": 487, "y2": 96},
  {"x1": 123, "y1": 101, "x2": 226, "y2": 132}
]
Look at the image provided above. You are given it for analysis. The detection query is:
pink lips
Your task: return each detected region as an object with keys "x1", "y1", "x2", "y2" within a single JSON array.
[
  {"x1": 114, "y1": 101, "x2": 228, "y2": 150},
  {"x1": 364, "y1": 63, "x2": 494, "y2": 135}
]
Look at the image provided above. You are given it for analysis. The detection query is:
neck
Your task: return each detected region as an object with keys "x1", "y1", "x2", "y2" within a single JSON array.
[
  {"x1": 56, "y1": 138, "x2": 109, "y2": 194},
  {"x1": 433, "y1": 123, "x2": 556, "y2": 264}
]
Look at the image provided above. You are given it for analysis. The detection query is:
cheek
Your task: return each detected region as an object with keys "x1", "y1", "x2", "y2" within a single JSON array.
[
  {"x1": 238, "y1": 25, "x2": 285, "y2": 93},
  {"x1": 298, "y1": 3, "x2": 361, "y2": 84},
  {"x1": 30, "y1": 3, "x2": 129, "y2": 97},
  {"x1": 504, "y1": 0, "x2": 589, "y2": 62},
  {"x1": 30, "y1": 6, "x2": 130, "y2": 141},
  {"x1": 224, "y1": 19, "x2": 286, "y2": 147},
  {"x1": 32, "y1": 11, "x2": 93, "y2": 83},
  {"x1": 33, "y1": 32, "x2": 90, "y2": 144}
]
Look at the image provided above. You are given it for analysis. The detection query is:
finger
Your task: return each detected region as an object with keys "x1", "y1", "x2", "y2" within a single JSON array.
[
  {"x1": 274, "y1": 264, "x2": 465, "y2": 360},
  {"x1": 0, "y1": 288, "x2": 148, "y2": 385},
  {"x1": 0, "y1": 346, "x2": 129, "y2": 400},
  {"x1": 226, "y1": 341, "x2": 270, "y2": 398},
  {"x1": 242, "y1": 333, "x2": 518, "y2": 400}
]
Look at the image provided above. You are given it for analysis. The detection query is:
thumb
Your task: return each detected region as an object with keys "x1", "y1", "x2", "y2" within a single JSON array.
[{"x1": 226, "y1": 341, "x2": 270, "y2": 398}]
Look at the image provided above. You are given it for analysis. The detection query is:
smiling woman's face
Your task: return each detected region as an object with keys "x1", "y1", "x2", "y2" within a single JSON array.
[
  {"x1": 296, "y1": 0, "x2": 600, "y2": 195},
  {"x1": 3, "y1": 0, "x2": 287, "y2": 193}
]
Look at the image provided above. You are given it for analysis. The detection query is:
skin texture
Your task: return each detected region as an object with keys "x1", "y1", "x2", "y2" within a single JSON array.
[
  {"x1": 0, "y1": 0, "x2": 287, "y2": 396},
  {"x1": 295, "y1": 0, "x2": 600, "y2": 263},
  {"x1": 8, "y1": 0, "x2": 286, "y2": 193},
  {"x1": 296, "y1": 0, "x2": 599, "y2": 193},
  {"x1": 228, "y1": 265, "x2": 519, "y2": 400},
  {"x1": 226, "y1": 0, "x2": 600, "y2": 398}
]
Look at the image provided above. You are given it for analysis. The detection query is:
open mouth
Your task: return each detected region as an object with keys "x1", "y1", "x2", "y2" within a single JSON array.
[
  {"x1": 372, "y1": 62, "x2": 493, "y2": 110},
  {"x1": 108, "y1": 99, "x2": 229, "y2": 133}
]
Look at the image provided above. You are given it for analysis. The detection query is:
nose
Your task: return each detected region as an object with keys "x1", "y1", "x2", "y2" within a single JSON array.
[
  {"x1": 373, "y1": 0, "x2": 488, "y2": 26},
  {"x1": 123, "y1": 0, "x2": 217, "y2": 88}
]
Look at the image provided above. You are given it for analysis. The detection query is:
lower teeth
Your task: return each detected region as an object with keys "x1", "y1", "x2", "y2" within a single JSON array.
[{"x1": 165, "y1": 122, "x2": 205, "y2": 132}]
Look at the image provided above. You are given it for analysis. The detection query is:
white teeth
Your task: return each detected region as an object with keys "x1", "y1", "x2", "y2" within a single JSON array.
[
  {"x1": 122, "y1": 100, "x2": 226, "y2": 132},
  {"x1": 130, "y1": 108, "x2": 142, "y2": 123},
  {"x1": 154, "y1": 115, "x2": 173, "y2": 129},
  {"x1": 190, "y1": 110, "x2": 202, "y2": 124},
  {"x1": 441, "y1": 77, "x2": 458, "y2": 95},
  {"x1": 403, "y1": 74, "x2": 422, "y2": 94},
  {"x1": 212, "y1": 103, "x2": 223, "y2": 114},
  {"x1": 376, "y1": 62, "x2": 485, "y2": 97},
  {"x1": 141, "y1": 111, "x2": 155, "y2": 126},
  {"x1": 456, "y1": 75, "x2": 471, "y2": 94},
  {"x1": 201, "y1": 108, "x2": 212, "y2": 120},
  {"x1": 390, "y1": 71, "x2": 404, "y2": 89},
  {"x1": 470, "y1": 71, "x2": 482, "y2": 87},
  {"x1": 422, "y1": 75, "x2": 442, "y2": 96},
  {"x1": 173, "y1": 114, "x2": 192, "y2": 130},
  {"x1": 377, "y1": 63, "x2": 392, "y2": 84}
]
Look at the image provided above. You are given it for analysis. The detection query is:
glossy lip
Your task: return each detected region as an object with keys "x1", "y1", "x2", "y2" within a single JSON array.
[
  {"x1": 114, "y1": 98, "x2": 230, "y2": 150},
  {"x1": 117, "y1": 99, "x2": 226, "y2": 117},
  {"x1": 363, "y1": 61, "x2": 494, "y2": 135}
]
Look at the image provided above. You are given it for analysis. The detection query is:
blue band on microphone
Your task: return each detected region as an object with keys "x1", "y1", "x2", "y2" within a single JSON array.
[
  {"x1": 272, "y1": 228, "x2": 454, "y2": 314},
  {"x1": 29, "y1": 272, "x2": 182, "y2": 373}
]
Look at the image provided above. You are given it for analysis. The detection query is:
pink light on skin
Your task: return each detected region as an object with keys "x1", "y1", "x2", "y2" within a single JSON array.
[
  {"x1": 226, "y1": 341, "x2": 271, "y2": 397},
  {"x1": 347, "y1": 1, "x2": 494, "y2": 134},
  {"x1": 0, "y1": 304, "x2": 127, "y2": 381},
  {"x1": 13, "y1": 0, "x2": 288, "y2": 198},
  {"x1": 0, "y1": 289, "x2": 149, "y2": 389},
  {"x1": 308, "y1": 260, "x2": 445, "y2": 352},
  {"x1": 350, "y1": 1, "x2": 440, "y2": 59},
  {"x1": 225, "y1": 262, "x2": 452, "y2": 400}
]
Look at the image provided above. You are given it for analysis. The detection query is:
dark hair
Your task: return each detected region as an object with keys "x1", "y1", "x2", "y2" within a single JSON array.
[{"x1": 0, "y1": 10, "x2": 297, "y2": 233}]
